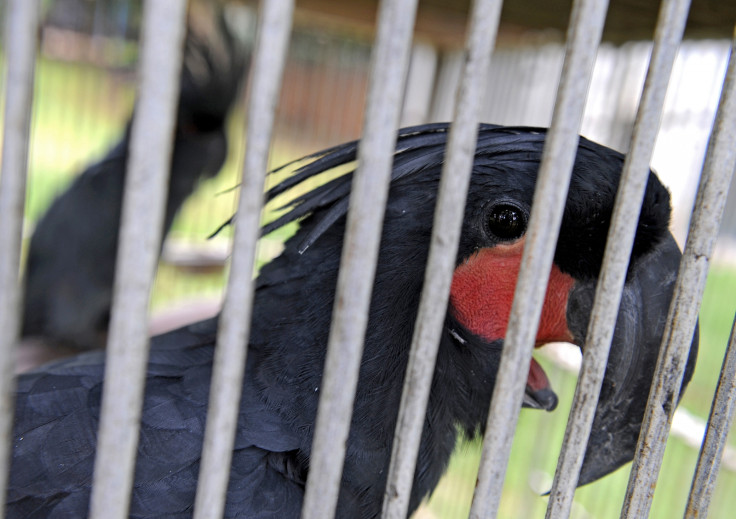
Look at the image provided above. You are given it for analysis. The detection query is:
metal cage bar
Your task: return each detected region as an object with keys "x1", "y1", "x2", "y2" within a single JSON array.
[
  {"x1": 88, "y1": 2, "x2": 188, "y2": 518},
  {"x1": 547, "y1": 0, "x2": 693, "y2": 516},
  {"x1": 0, "y1": 0, "x2": 40, "y2": 513},
  {"x1": 684, "y1": 38, "x2": 736, "y2": 519},
  {"x1": 622, "y1": 21, "x2": 736, "y2": 518},
  {"x1": 193, "y1": 1, "x2": 294, "y2": 517},
  {"x1": 685, "y1": 314, "x2": 736, "y2": 518},
  {"x1": 381, "y1": 1, "x2": 504, "y2": 517},
  {"x1": 300, "y1": 0, "x2": 419, "y2": 517},
  {"x1": 469, "y1": 0, "x2": 609, "y2": 515}
]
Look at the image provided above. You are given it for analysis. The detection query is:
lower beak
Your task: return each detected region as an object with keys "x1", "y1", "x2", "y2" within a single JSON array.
[
  {"x1": 523, "y1": 358, "x2": 558, "y2": 411},
  {"x1": 523, "y1": 386, "x2": 558, "y2": 411}
]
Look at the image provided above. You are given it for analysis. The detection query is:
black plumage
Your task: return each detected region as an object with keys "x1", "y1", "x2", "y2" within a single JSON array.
[
  {"x1": 21, "y1": 10, "x2": 248, "y2": 350},
  {"x1": 8, "y1": 124, "x2": 697, "y2": 518}
]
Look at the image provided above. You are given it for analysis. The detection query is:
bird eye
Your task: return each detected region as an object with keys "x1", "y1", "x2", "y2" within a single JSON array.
[{"x1": 485, "y1": 203, "x2": 527, "y2": 241}]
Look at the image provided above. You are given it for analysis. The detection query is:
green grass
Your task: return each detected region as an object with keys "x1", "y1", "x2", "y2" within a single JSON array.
[{"x1": 15, "y1": 55, "x2": 736, "y2": 519}]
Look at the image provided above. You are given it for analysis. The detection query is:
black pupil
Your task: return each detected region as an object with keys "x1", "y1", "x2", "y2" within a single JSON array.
[{"x1": 488, "y1": 205, "x2": 525, "y2": 240}]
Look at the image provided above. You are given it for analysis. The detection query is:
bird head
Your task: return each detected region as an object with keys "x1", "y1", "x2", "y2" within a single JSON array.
[
  {"x1": 177, "y1": 1, "x2": 250, "y2": 136},
  {"x1": 256, "y1": 123, "x2": 697, "y2": 492}
]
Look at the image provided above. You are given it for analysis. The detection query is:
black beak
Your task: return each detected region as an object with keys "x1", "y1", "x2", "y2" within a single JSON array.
[
  {"x1": 523, "y1": 386, "x2": 559, "y2": 411},
  {"x1": 566, "y1": 232, "x2": 698, "y2": 486}
]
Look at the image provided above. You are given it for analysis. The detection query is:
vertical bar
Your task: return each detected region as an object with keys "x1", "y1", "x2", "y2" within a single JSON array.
[
  {"x1": 88, "y1": 2, "x2": 188, "y2": 518},
  {"x1": 469, "y1": 1, "x2": 610, "y2": 517},
  {"x1": 381, "y1": 1, "x2": 504, "y2": 517},
  {"x1": 0, "y1": 0, "x2": 39, "y2": 513},
  {"x1": 621, "y1": 22, "x2": 736, "y2": 518},
  {"x1": 546, "y1": 1, "x2": 693, "y2": 517},
  {"x1": 192, "y1": 1, "x2": 293, "y2": 517},
  {"x1": 685, "y1": 314, "x2": 736, "y2": 518},
  {"x1": 300, "y1": 0, "x2": 419, "y2": 517}
]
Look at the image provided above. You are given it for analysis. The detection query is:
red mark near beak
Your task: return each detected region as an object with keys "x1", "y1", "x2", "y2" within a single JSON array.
[{"x1": 449, "y1": 239, "x2": 575, "y2": 346}]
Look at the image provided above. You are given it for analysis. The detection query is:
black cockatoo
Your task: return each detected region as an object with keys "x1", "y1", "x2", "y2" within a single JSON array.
[
  {"x1": 21, "y1": 9, "x2": 249, "y2": 351},
  {"x1": 8, "y1": 124, "x2": 697, "y2": 518}
]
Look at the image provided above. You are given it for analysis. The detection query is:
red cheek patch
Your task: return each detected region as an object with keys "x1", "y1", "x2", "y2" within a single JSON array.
[{"x1": 449, "y1": 239, "x2": 575, "y2": 345}]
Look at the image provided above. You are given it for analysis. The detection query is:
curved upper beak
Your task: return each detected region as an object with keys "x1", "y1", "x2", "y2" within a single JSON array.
[{"x1": 565, "y1": 231, "x2": 699, "y2": 486}]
